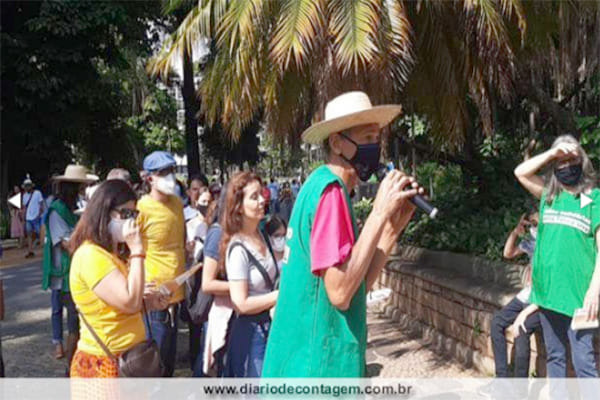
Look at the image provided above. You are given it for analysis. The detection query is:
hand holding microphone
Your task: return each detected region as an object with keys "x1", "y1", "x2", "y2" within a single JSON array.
[
  {"x1": 372, "y1": 169, "x2": 420, "y2": 222},
  {"x1": 377, "y1": 162, "x2": 439, "y2": 219}
]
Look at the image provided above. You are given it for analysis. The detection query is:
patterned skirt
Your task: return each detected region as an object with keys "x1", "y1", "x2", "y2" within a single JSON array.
[
  {"x1": 70, "y1": 350, "x2": 120, "y2": 400},
  {"x1": 70, "y1": 350, "x2": 118, "y2": 377}
]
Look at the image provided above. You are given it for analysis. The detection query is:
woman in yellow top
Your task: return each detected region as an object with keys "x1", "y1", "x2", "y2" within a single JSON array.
[{"x1": 68, "y1": 180, "x2": 167, "y2": 377}]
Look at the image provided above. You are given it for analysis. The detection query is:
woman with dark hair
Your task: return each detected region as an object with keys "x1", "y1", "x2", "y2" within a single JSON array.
[
  {"x1": 220, "y1": 172, "x2": 279, "y2": 377},
  {"x1": 265, "y1": 216, "x2": 287, "y2": 269},
  {"x1": 201, "y1": 184, "x2": 232, "y2": 376},
  {"x1": 515, "y1": 134, "x2": 600, "y2": 377},
  {"x1": 42, "y1": 165, "x2": 95, "y2": 362},
  {"x1": 68, "y1": 179, "x2": 167, "y2": 378}
]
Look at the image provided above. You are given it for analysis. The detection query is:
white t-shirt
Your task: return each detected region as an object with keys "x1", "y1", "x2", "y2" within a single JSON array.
[
  {"x1": 516, "y1": 286, "x2": 531, "y2": 303},
  {"x1": 23, "y1": 190, "x2": 44, "y2": 221},
  {"x1": 226, "y1": 234, "x2": 278, "y2": 296}
]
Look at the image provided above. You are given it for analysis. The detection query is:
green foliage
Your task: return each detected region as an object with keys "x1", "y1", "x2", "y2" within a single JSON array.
[
  {"x1": 401, "y1": 157, "x2": 530, "y2": 260},
  {"x1": 353, "y1": 197, "x2": 374, "y2": 224},
  {"x1": 578, "y1": 115, "x2": 600, "y2": 167},
  {"x1": 0, "y1": 211, "x2": 9, "y2": 240},
  {"x1": 1, "y1": 0, "x2": 164, "y2": 196},
  {"x1": 200, "y1": 116, "x2": 262, "y2": 169},
  {"x1": 126, "y1": 88, "x2": 183, "y2": 154},
  {"x1": 257, "y1": 134, "x2": 305, "y2": 178}
]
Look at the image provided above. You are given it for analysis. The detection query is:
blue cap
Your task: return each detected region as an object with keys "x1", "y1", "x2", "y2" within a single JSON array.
[{"x1": 143, "y1": 151, "x2": 176, "y2": 172}]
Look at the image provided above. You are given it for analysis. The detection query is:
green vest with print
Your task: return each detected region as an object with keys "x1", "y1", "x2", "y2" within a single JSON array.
[{"x1": 262, "y1": 165, "x2": 366, "y2": 377}]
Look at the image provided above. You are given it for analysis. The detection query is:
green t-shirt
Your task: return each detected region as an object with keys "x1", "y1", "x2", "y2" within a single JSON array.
[{"x1": 530, "y1": 188, "x2": 600, "y2": 317}]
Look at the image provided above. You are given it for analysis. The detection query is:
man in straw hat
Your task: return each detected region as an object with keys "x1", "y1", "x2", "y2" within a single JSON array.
[
  {"x1": 263, "y1": 91, "x2": 424, "y2": 377},
  {"x1": 42, "y1": 165, "x2": 95, "y2": 363}
]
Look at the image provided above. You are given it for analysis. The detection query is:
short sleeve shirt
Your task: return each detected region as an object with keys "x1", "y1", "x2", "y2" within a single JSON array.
[
  {"x1": 226, "y1": 234, "x2": 278, "y2": 296},
  {"x1": 70, "y1": 241, "x2": 146, "y2": 356},
  {"x1": 530, "y1": 189, "x2": 600, "y2": 316},
  {"x1": 310, "y1": 184, "x2": 355, "y2": 275},
  {"x1": 204, "y1": 225, "x2": 222, "y2": 261},
  {"x1": 23, "y1": 190, "x2": 43, "y2": 221},
  {"x1": 137, "y1": 194, "x2": 186, "y2": 303}
]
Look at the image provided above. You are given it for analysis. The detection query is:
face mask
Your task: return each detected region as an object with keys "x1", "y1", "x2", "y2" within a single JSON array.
[
  {"x1": 529, "y1": 226, "x2": 537, "y2": 239},
  {"x1": 154, "y1": 173, "x2": 177, "y2": 195},
  {"x1": 554, "y1": 164, "x2": 583, "y2": 186},
  {"x1": 270, "y1": 236, "x2": 286, "y2": 252},
  {"x1": 108, "y1": 218, "x2": 126, "y2": 243},
  {"x1": 340, "y1": 134, "x2": 381, "y2": 181},
  {"x1": 197, "y1": 205, "x2": 208, "y2": 216}
]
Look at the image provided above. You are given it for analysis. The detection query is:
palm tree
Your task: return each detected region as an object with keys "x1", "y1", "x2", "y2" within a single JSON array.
[
  {"x1": 148, "y1": 0, "x2": 204, "y2": 177},
  {"x1": 146, "y1": 1, "x2": 535, "y2": 149}
]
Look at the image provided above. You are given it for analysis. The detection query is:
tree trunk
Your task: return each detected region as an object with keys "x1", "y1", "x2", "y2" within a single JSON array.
[{"x1": 182, "y1": 49, "x2": 201, "y2": 178}]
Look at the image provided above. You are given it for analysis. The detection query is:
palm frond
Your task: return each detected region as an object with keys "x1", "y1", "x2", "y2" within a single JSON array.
[
  {"x1": 147, "y1": 0, "x2": 228, "y2": 80},
  {"x1": 162, "y1": 0, "x2": 196, "y2": 15},
  {"x1": 270, "y1": 0, "x2": 324, "y2": 69},
  {"x1": 498, "y1": 0, "x2": 527, "y2": 41},
  {"x1": 376, "y1": 0, "x2": 413, "y2": 85},
  {"x1": 329, "y1": 0, "x2": 381, "y2": 75},
  {"x1": 217, "y1": 0, "x2": 264, "y2": 56},
  {"x1": 201, "y1": 35, "x2": 267, "y2": 140}
]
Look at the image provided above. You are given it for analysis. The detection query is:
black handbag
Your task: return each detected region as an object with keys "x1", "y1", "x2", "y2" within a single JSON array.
[
  {"x1": 79, "y1": 303, "x2": 164, "y2": 377},
  {"x1": 184, "y1": 270, "x2": 214, "y2": 325}
]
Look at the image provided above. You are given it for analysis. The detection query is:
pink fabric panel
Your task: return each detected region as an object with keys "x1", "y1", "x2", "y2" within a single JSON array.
[{"x1": 310, "y1": 184, "x2": 355, "y2": 275}]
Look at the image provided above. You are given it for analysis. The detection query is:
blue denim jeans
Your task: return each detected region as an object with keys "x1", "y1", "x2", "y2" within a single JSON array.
[
  {"x1": 490, "y1": 297, "x2": 541, "y2": 377},
  {"x1": 51, "y1": 290, "x2": 78, "y2": 345},
  {"x1": 539, "y1": 308, "x2": 598, "y2": 378},
  {"x1": 226, "y1": 313, "x2": 270, "y2": 377},
  {"x1": 147, "y1": 304, "x2": 180, "y2": 377},
  {"x1": 189, "y1": 321, "x2": 206, "y2": 377}
]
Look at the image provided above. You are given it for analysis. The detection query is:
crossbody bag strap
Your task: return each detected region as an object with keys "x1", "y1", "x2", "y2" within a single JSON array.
[
  {"x1": 78, "y1": 310, "x2": 118, "y2": 362},
  {"x1": 228, "y1": 242, "x2": 274, "y2": 291},
  {"x1": 260, "y1": 230, "x2": 280, "y2": 282}
]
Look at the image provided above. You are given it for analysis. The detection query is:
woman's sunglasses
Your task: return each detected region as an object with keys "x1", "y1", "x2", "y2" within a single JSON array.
[{"x1": 116, "y1": 208, "x2": 139, "y2": 220}]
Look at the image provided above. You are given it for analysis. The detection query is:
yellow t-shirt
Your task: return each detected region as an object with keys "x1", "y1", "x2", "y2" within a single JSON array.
[
  {"x1": 70, "y1": 241, "x2": 146, "y2": 356},
  {"x1": 137, "y1": 194, "x2": 185, "y2": 303}
]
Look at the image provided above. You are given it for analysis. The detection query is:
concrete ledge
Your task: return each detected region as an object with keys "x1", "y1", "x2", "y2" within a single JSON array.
[
  {"x1": 390, "y1": 245, "x2": 527, "y2": 289},
  {"x1": 379, "y1": 246, "x2": 600, "y2": 377},
  {"x1": 387, "y1": 260, "x2": 517, "y2": 308}
]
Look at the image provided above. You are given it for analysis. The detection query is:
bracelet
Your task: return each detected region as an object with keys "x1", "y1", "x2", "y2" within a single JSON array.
[{"x1": 130, "y1": 253, "x2": 146, "y2": 260}]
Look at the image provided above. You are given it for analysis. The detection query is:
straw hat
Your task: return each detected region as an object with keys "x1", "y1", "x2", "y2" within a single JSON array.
[
  {"x1": 301, "y1": 91, "x2": 402, "y2": 145},
  {"x1": 53, "y1": 165, "x2": 96, "y2": 183}
]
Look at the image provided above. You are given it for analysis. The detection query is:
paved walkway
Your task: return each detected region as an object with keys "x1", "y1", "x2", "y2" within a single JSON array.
[
  {"x1": 1, "y1": 245, "x2": 43, "y2": 269},
  {"x1": 0, "y1": 260, "x2": 480, "y2": 377},
  {"x1": 366, "y1": 309, "x2": 483, "y2": 377}
]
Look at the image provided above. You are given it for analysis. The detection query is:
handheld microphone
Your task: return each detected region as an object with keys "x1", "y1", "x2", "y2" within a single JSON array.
[{"x1": 377, "y1": 162, "x2": 439, "y2": 219}]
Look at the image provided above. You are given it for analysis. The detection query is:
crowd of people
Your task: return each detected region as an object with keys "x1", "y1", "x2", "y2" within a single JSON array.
[
  {"x1": 5, "y1": 154, "x2": 302, "y2": 378},
  {"x1": 2, "y1": 91, "x2": 599, "y2": 381}
]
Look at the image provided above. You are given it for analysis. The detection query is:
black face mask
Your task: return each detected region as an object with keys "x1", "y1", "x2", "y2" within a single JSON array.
[
  {"x1": 340, "y1": 133, "x2": 381, "y2": 182},
  {"x1": 197, "y1": 205, "x2": 209, "y2": 216},
  {"x1": 554, "y1": 163, "x2": 583, "y2": 186}
]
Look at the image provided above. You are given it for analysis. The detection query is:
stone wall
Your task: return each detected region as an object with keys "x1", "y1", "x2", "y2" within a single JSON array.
[{"x1": 376, "y1": 245, "x2": 600, "y2": 376}]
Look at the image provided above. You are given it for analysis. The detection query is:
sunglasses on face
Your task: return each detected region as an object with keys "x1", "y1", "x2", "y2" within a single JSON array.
[{"x1": 115, "y1": 208, "x2": 139, "y2": 220}]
